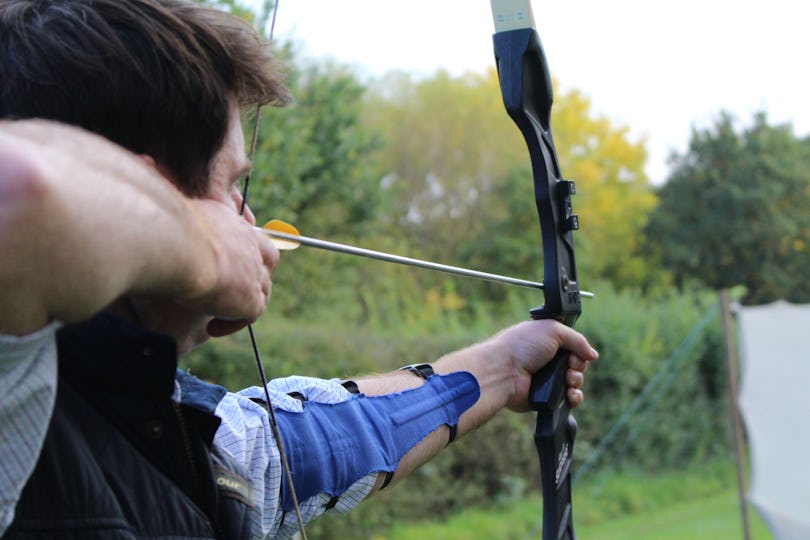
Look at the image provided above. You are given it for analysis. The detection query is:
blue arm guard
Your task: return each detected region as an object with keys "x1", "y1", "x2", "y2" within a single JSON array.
[{"x1": 275, "y1": 371, "x2": 480, "y2": 510}]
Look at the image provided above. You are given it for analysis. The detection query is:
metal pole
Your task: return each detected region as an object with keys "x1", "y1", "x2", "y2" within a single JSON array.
[{"x1": 719, "y1": 288, "x2": 752, "y2": 540}]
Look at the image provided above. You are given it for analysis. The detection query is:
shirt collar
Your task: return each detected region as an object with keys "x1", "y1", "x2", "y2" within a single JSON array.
[{"x1": 57, "y1": 312, "x2": 178, "y2": 398}]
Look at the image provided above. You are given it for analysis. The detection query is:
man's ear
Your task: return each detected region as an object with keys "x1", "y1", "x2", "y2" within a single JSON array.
[
  {"x1": 137, "y1": 154, "x2": 157, "y2": 168},
  {"x1": 138, "y1": 154, "x2": 176, "y2": 183}
]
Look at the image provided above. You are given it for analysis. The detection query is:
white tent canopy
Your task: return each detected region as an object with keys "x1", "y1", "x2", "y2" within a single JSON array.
[{"x1": 737, "y1": 301, "x2": 810, "y2": 539}]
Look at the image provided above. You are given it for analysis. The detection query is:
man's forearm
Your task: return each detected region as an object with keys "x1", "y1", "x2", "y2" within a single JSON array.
[
  {"x1": 0, "y1": 120, "x2": 220, "y2": 335},
  {"x1": 349, "y1": 338, "x2": 511, "y2": 490},
  {"x1": 349, "y1": 320, "x2": 596, "y2": 494}
]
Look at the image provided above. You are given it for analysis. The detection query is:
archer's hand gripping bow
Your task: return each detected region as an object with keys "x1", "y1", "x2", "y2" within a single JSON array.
[{"x1": 491, "y1": 3, "x2": 582, "y2": 539}]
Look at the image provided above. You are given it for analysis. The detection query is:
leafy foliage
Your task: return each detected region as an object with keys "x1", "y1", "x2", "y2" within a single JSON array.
[
  {"x1": 177, "y1": 8, "x2": 742, "y2": 537},
  {"x1": 363, "y1": 71, "x2": 660, "y2": 297},
  {"x1": 243, "y1": 46, "x2": 388, "y2": 317},
  {"x1": 553, "y1": 90, "x2": 659, "y2": 289},
  {"x1": 645, "y1": 111, "x2": 810, "y2": 303},
  {"x1": 184, "y1": 284, "x2": 731, "y2": 539}
]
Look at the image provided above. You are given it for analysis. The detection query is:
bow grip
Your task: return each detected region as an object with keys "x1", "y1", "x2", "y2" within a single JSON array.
[{"x1": 529, "y1": 348, "x2": 568, "y2": 412}]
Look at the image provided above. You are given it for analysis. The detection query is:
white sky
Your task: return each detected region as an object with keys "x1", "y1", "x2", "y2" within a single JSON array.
[{"x1": 271, "y1": 0, "x2": 809, "y2": 184}]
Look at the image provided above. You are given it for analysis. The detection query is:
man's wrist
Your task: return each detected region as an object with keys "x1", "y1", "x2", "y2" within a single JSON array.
[
  {"x1": 398, "y1": 363, "x2": 435, "y2": 380},
  {"x1": 398, "y1": 363, "x2": 458, "y2": 446}
]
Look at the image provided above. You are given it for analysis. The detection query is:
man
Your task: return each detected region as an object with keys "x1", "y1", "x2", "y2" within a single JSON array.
[{"x1": 0, "y1": 1, "x2": 598, "y2": 538}]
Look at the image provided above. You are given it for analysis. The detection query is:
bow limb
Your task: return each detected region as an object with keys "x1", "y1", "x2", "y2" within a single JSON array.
[{"x1": 490, "y1": 1, "x2": 583, "y2": 539}]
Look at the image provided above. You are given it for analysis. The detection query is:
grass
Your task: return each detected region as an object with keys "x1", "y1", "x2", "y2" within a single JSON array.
[
  {"x1": 576, "y1": 490, "x2": 772, "y2": 540},
  {"x1": 384, "y1": 464, "x2": 774, "y2": 540},
  {"x1": 385, "y1": 490, "x2": 771, "y2": 540}
]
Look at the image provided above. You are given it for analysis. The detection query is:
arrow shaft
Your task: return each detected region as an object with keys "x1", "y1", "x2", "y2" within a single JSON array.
[{"x1": 257, "y1": 227, "x2": 594, "y2": 297}]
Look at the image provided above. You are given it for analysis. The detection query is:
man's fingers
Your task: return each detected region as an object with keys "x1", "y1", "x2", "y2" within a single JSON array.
[
  {"x1": 568, "y1": 353, "x2": 590, "y2": 373},
  {"x1": 255, "y1": 226, "x2": 280, "y2": 271},
  {"x1": 189, "y1": 203, "x2": 278, "y2": 322},
  {"x1": 566, "y1": 368, "x2": 584, "y2": 389},
  {"x1": 556, "y1": 325, "x2": 599, "y2": 364},
  {"x1": 567, "y1": 388, "x2": 584, "y2": 408}
]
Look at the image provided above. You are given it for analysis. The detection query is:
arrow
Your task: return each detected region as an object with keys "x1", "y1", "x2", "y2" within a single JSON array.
[{"x1": 258, "y1": 220, "x2": 594, "y2": 297}]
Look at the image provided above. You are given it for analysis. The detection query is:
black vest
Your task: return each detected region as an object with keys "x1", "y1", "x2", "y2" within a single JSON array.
[{"x1": 5, "y1": 314, "x2": 254, "y2": 540}]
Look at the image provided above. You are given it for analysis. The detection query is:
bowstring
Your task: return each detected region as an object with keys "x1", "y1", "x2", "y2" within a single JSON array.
[{"x1": 240, "y1": 1, "x2": 309, "y2": 537}]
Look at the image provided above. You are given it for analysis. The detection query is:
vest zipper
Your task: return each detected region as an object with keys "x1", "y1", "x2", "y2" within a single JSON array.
[{"x1": 172, "y1": 402, "x2": 225, "y2": 540}]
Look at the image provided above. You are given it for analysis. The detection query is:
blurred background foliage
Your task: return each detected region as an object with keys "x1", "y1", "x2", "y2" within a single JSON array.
[{"x1": 184, "y1": 2, "x2": 810, "y2": 537}]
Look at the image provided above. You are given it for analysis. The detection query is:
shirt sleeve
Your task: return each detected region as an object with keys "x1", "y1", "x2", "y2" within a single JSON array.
[
  {"x1": 214, "y1": 376, "x2": 379, "y2": 540},
  {"x1": 0, "y1": 322, "x2": 61, "y2": 536}
]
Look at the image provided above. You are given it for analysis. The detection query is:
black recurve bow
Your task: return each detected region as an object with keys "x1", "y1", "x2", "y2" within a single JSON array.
[
  {"x1": 490, "y1": 2, "x2": 582, "y2": 539},
  {"x1": 242, "y1": 2, "x2": 584, "y2": 539}
]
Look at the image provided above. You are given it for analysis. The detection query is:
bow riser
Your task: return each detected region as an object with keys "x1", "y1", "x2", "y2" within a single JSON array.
[{"x1": 493, "y1": 29, "x2": 581, "y2": 325}]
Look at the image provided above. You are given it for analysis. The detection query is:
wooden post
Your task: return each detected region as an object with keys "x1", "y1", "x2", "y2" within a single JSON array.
[{"x1": 719, "y1": 289, "x2": 752, "y2": 540}]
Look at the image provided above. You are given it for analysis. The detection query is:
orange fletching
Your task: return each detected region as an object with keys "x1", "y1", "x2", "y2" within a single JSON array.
[{"x1": 263, "y1": 219, "x2": 301, "y2": 250}]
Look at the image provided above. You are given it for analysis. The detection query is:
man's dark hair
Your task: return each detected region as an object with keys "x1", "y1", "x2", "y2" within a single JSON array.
[{"x1": 0, "y1": 0, "x2": 288, "y2": 195}]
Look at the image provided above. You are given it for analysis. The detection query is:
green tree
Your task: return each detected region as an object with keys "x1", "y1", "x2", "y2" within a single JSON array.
[
  {"x1": 362, "y1": 69, "x2": 525, "y2": 257},
  {"x1": 644, "y1": 111, "x2": 810, "y2": 303},
  {"x1": 363, "y1": 70, "x2": 658, "y2": 296},
  {"x1": 246, "y1": 49, "x2": 387, "y2": 316},
  {"x1": 553, "y1": 89, "x2": 658, "y2": 289}
]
